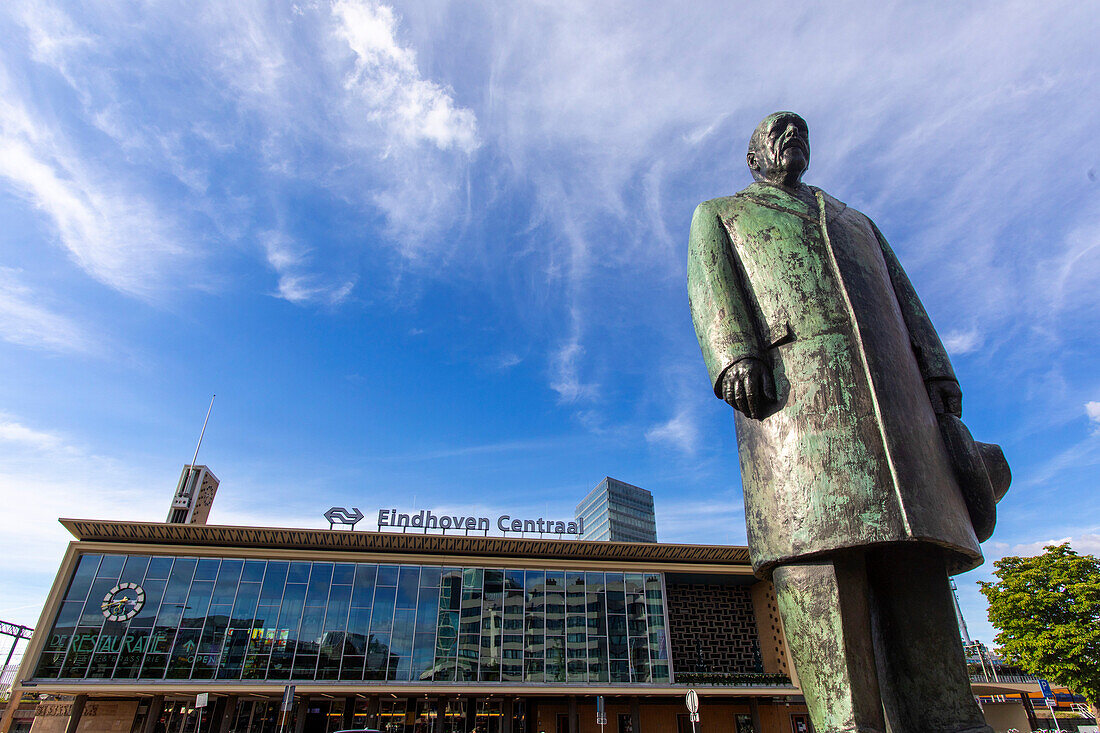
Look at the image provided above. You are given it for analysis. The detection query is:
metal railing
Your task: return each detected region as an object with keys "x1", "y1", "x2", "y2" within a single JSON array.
[{"x1": 969, "y1": 673, "x2": 1041, "y2": 684}]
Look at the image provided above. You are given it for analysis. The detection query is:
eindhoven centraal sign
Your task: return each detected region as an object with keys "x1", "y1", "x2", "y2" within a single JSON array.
[{"x1": 377, "y1": 508, "x2": 585, "y2": 535}]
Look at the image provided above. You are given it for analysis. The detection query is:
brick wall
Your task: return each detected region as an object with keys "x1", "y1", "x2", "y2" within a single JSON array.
[{"x1": 666, "y1": 583, "x2": 761, "y2": 674}]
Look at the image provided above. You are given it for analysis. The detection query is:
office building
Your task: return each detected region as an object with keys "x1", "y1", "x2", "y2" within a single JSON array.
[{"x1": 575, "y1": 478, "x2": 657, "y2": 543}]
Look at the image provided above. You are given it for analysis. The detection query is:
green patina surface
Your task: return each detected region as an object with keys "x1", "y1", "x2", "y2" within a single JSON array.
[{"x1": 687, "y1": 182, "x2": 980, "y2": 578}]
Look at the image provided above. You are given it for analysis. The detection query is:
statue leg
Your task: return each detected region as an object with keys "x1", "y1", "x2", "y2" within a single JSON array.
[
  {"x1": 867, "y1": 544, "x2": 991, "y2": 733},
  {"x1": 772, "y1": 554, "x2": 887, "y2": 733}
]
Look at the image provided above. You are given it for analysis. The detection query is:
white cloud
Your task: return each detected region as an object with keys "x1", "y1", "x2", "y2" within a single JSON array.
[
  {"x1": 493, "y1": 353, "x2": 522, "y2": 370},
  {"x1": 550, "y1": 336, "x2": 597, "y2": 403},
  {"x1": 332, "y1": 0, "x2": 478, "y2": 154},
  {"x1": 943, "y1": 327, "x2": 984, "y2": 356},
  {"x1": 260, "y1": 231, "x2": 355, "y2": 305},
  {"x1": 656, "y1": 495, "x2": 746, "y2": 544},
  {"x1": 994, "y1": 533, "x2": 1100, "y2": 559},
  {"x1": 2, "y1": 0, "x2": 480, "y2": 305},
  {"x1": 471, "y1": 0, "x2": 1100, "y2": 418},
  {"x1": 0, "y1": 413, "x2": 170, "y2": 626},
  {"x1": 0, "y1": 270, "x2": 98, "y2": 354},
  {"x1": 1087, "y1": 401, "x2": 1100, "y2": 434},
  {"x1": 0, "y1": 414, "x2": 67, "y2": 452},
  {"x1": 645, "y1": 409, "x2": 700, "y2": 455},
  {"x1": 0, "y1": 81, "x2": 188, "y2": 299}
]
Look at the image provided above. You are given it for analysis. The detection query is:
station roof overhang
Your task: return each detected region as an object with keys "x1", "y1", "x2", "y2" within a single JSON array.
[
  {"x1": 20, "y1": 680, "x2": 797, "y2": 699},
  {"x1": 59, "y1": 519, "x2": 754, "y2": 574}
]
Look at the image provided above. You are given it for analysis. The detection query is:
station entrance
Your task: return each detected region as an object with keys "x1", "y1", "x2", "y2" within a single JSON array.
[{"x1": 147, "y1": 697, "x2": 528, "y2": 733}]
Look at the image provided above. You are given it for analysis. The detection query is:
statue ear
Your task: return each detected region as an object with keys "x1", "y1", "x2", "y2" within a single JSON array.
[{"x1": 746, "y1": 151, "x2": 758, "y2": 171}]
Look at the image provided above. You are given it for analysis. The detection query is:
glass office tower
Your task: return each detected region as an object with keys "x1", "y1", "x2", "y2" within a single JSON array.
[{"x1": 575, "y1": 477, "x2": 657, "y2": 543}]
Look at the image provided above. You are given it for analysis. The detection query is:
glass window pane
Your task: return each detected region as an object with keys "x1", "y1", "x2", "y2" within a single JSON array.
[
  {"x1": 371, "y1": 586, "x2": 396, "y2": 635},
  {"x1": 146, "y1": 557, "x2": 174, "y2": 580},
  {"x1": 241, "y1": 560, "x2": 266, "y2": 583},
  {"x1": 166, "y1": 628, "x2": 199, "y2": 678},
  {"x1": 376, "y1": 565, "x2": 399, "y2": 586},
  {"x1": 306, "y1": 564, "x2": 333, "y2": 606},
  {"x1": 352, "y1": 564, "x2": 377, "y2": 607},
  {"x1": 346, "y1": 606, "x2": 371, "y2": 650},
  {"x1": 182, "y1": 582, "x2": 213, "y2": 627},
  {"x1": 325, "y1": 585, "x2": 351, "y2": 632},
  {"x1": 81, "y1": 578, "x2": 115, "y2": 625},
  {"x1": 195, "y1": 558, "x2": 220, "y2": 582},
  {"x1": 419, "y1": 567, "x2": 442, "y2": 588},
  {"x1": 163, "y1": 559, "x2": 197, "y2": 604},
  {"x1": 396, "y1": 567, "x2": 420, "y2": 609},
  {"x1": 120, "y1": 556, "x2": 150, "y2": 585},
  {"x1": 260, "y1": 562, "x2": 289, "y2": 603},
  {"x1": 391, "y1": 609, "x2": 415, "y2": 657},
  {"x1": 462, "y1": 568, "x2": 482, "y2": 589},
  {"x1": 365, "y1": 633, "x2": 390, "y2": 679},
  {"x1": 96, "y1": 555, "x2": 125, "y2": 581},
  {"x1": 412, "y1": 632, "x2": 434, "y2": 681},
  {"x1": 288, "y1": 562, "x2": 311, "y2": 584},
  {"x1": 415, "y1": 589, "x2": 439, "y2": 633},
  {"x1": 65, "y1": 555, "x2": 101, "y2": 603},
  {"x1": 333, "y1": 563, "x2": 355, "y2": 585},
  {"x1": 211, "y1": 560, "x2": 242, "y2": 605}
]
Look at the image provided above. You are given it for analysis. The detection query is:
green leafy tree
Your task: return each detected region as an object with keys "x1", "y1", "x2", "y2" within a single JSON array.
[{"x1": 979, "y1": 543, "x2": 1100, "y2": 716}]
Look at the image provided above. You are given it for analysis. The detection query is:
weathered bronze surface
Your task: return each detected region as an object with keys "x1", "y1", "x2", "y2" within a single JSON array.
[{"x1": 688, "y1": 111, "x2": 1010, "y2": 733}]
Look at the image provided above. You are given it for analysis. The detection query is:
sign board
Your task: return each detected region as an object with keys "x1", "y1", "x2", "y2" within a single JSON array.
[
  {"x1": 1039, "y1": 679, "x2": 1054, "y2": 699},
  {"x1": 195, "y1": 694, "x2": 208, "y2": 709},
  {"x1": 690, "y1": 713, "x2": 700, "y2": 723},
  {"x1": 281, "y1": 684, "x2": 296, "y2": 712},
  {"x1": 685, "y1": 689, "x2": 699, "y2": 714},
  {"x1": 596, "y1": 716, "x2": 607, "y2": 726},
  {"x1": 325, "y1": 507, "x2": 364, "y2": 530},
  {"x1": 596, "y1": 695, "x2": 606, "y2": 726},
  {"x1": 377, "y1": 509, "x2": 584, "y2": 536}
]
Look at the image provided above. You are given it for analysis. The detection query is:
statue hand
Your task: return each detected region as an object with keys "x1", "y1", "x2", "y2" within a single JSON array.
[
  {"x1": 722, "y1": 357, "x2": 776, "y2": 420},
  {"x1": 928, "y1": 379, "x2": 962, "y2": 417}
]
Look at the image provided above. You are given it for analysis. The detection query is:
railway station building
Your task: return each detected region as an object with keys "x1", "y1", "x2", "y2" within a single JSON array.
[{"x1": 2, "y1": 518, "x2": 812, "y2": 733}]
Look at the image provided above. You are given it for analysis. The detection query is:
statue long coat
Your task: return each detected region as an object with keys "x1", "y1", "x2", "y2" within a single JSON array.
[{"x1": 688, "y1": 182, "x2": 982, "y2": 578}]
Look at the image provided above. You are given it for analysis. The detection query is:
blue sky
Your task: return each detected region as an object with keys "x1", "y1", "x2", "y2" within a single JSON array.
[{"x1": 0, "y1": 1, "x2": 1098, "y2": 652}]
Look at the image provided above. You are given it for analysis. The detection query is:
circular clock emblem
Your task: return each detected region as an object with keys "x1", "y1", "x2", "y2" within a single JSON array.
[{"x1": 101, "y1": 582, "x2": 145, "y2": 622}]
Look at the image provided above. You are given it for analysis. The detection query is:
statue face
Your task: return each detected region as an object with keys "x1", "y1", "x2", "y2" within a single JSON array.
[{"x1": 748, "y1": 112, "x2": 810, "y2": 187}]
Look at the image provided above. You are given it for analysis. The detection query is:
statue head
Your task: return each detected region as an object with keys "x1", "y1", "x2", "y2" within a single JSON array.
[{"x1": 747, "y1": 111, "x2": 810, "y2": 188}]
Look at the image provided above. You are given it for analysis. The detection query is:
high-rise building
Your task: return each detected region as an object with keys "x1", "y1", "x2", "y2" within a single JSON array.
[{"x1": 575, "y1": 476, "x2": 657, "y2": 542}]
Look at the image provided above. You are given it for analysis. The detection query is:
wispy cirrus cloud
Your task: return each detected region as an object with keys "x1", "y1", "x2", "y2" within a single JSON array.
[
  {"x1": 1087, "y1": 401, "x2": 1100, "y2": 434},
  {"x1": 0, "y1": 270, "x2": 98, "y2": 355},
  {"x1": 0, "y1": 88, "x2": 188, "y2": 299},
  {"x1": 261, "y1": 231, "x2": 355, "y2": 305},
  {"x1": 332, "y1": 0, "x2": 478, "y2": 154},
  {"x1": 1, "y1": 0, "x2": 479, "y2": 304},
  {"x1": 0, "y1": 414, "x2": 68, "y2": 452},
  {"x1": 645, "y1": 409, "x2": 699, "y2": 455},
  {"x1": 943, "y1": 327, "x2": 984, "y2": 356}
]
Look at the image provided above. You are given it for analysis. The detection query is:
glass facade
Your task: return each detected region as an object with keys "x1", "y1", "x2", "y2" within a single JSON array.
[
  {"x1": 34, "y1": 553, "x2": 671, "y2": 684},
  {"x1": 576, "y1": 478, "x2": 657, "y2": 543}
]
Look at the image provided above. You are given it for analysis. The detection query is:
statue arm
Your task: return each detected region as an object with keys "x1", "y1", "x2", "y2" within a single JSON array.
[
  {"x1": 688, "y1": 201, "x2": 764, "y2": 397},
  {"x1": 871, "y1": 220, "x2": 958, "y2": 386}
]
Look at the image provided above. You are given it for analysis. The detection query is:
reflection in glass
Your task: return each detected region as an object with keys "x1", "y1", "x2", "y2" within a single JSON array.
[{"x1": 35, "y1": 552, "x2": 671, "y2": 686}]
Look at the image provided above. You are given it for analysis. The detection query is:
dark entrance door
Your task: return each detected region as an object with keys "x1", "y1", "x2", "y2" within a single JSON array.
[{"x1": 304, "y1": 701, "x2": 329, "y2": 733}]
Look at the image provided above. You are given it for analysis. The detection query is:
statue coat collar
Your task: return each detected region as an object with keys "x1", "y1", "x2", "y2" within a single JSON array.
[{"x1": 737, "y1": 182, "x2": 848, "y2": 224}]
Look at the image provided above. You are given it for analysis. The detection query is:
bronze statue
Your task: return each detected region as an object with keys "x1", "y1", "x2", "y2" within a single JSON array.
[{"x1": 688, "y1": 111, "x2": 1010, "y2": 733}]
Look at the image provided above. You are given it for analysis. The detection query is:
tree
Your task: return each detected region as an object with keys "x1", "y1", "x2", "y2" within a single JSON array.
[{"x1": 979, "y1": 543, "x2": 1100, "y2": 716}]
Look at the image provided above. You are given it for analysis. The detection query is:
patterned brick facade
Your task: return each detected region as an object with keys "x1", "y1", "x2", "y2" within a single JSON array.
[{"x1": 666, "y1": 583, "x2": 762, "y2": 674}]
